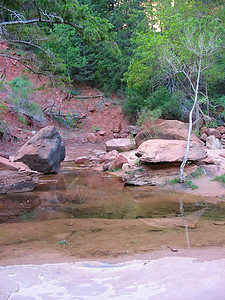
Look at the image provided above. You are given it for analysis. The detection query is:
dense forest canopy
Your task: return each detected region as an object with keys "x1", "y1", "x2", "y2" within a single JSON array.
[{"x1": 0, "y1": 0, "x2": 224, "y2": 125}]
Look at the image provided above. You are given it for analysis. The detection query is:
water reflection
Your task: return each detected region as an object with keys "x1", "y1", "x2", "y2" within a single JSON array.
[
  {"x1": 0, "y1": 167, "x2": 224, "y2": 225},
  {"x1": 0, "y1": 166, "x2": 225, "y2": 259}
]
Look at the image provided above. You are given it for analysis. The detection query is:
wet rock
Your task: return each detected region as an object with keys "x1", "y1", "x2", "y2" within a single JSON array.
[
  {"x1": 135, "y1": 120, "x2": 202, "y2": 147},
  {"x1": 0, "y1": 156, "x2": 40, "y2": 194},
  {"x1": 87, "y1": 133, "x2": 97, "y2": 143},
  {"x1": 136, "y1": 139, "x2": 207, "y2": 163},
  {"x1": 105, "y1": 138, "x2": 135, "y2": 152},
  {"x1": 206, "y1": 136, "x2": 223, "y2": 150},
  {"x1": 11, "y1": 126, "x2": 65, "y2": 174}
]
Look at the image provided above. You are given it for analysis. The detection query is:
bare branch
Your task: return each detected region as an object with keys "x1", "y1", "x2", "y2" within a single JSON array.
[
  {"x1": 0, "y1": 54, "x2": 54, "y2": 83},
  {"x1": 32, "y1": 0, "x2": 42, "y2": 22},
  {"x1": 0, "y1": 5, "x2": 25, "y2": 22},
  {"x1": 0, "y1": 39, "x2": 53, "y2": 57}
]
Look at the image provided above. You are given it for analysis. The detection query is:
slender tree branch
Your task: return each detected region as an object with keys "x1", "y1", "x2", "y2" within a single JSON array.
[
  {"x1": 0, "y1": 39, "x2": 53, "y2": 57},
  {"x1": 0, "y1": 18, "x2": 83, "y2": 29},
  {"x1": 32, "y1": 0, "x2": 42, "y2": 22},
  {"x1": 0, "y1": 53, "x2": 53, "y2": 81}
]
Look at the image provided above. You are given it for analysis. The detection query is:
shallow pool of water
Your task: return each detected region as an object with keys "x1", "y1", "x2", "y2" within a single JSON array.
[{"x1": 0, "y1": 163, "x2": 224, "y2": 262}]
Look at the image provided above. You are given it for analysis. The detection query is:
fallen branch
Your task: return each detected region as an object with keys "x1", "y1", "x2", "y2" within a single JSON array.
[{"x1": 74, "y1": 94, "x2": 104, "y2": 100}]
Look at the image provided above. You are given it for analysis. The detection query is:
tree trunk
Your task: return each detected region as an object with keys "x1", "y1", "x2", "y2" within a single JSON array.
[{"x1": 179, "y1": 56, "x2": 202, "y2": 182}]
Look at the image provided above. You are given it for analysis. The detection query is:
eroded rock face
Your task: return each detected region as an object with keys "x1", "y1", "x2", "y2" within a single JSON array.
[
  {"x1": 0, "y1": 156, "x2": 40, "y2": 194},
  {"x1": 11, "y1": 126, "x2": 65, "y2": 174},
  {"x1": 122, "y1": 163, "x2": 199, "y2": 186},
  {"x1": 135, "y1": 120, "x2": 202, "y2": 147},
  {"x1": 105, "y1": 138, "x2": 134, "y2": 152},
  {"x1": 136, "y1": 139, "x2": 207, "y2": 163}
]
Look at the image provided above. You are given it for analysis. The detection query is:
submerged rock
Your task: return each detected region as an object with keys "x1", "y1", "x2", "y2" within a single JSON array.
[{"x1": 11, "y1": 126, "x2": 65, "y2": 174}]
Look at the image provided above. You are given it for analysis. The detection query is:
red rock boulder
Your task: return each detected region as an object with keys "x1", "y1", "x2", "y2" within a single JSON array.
[{"x1": 136, "y1": 139, "x2": 207, "y2": 163}]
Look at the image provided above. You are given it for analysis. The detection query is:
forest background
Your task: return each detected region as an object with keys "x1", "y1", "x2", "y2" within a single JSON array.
[{"x1": 0, "y1": 0, "x2": 224, "y2": 129}]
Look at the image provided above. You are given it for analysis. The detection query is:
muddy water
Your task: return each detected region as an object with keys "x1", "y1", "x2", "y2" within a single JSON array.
[{"x1": 0, "y1": 163, "x2": 225, "y2": 264}]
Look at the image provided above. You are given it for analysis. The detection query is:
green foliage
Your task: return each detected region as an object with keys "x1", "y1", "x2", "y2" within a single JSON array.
[
  {"x1": 109, "y1": 167, "x2": 121, "y2": 172},
  {"x1": 185, "y1": 180, "x2": 198, "y2": 190},
  {"x1": 0, "y1": 102, "x2": 6, "y2": 134},
  {"x1": 135, "y1": 160, "x2": 141, "y2": 166},
  {"x1": 124, "y1": 0, "x2": 225, "y2": 121},
  {"x1": 166, "y1": 177, "x2": 179, "y2": 185},
  {"x1": 0, "y1": 103, "x2": 6, "y2": 118},
  {"x1": 187, "y1": 167, "x2": 205, "y2": 179},
  {"x1": 211, "y1": 96, "x2": 225, "y2": 121},
  {"x1": 165, "y1": 177, "x2": 198, "y2": 189},
  {"x1": 91, "y1": 126, "x2": 100, "y2": 133},
  {"x1": 17, "y1": 114, "x2": 28, "y2": 126},
  {"x1": 213, "y1": 174, "x2": 225, "y2": 184},
  {"x1": 8, "y1": 76, "x2": 43, "y2": 118}
]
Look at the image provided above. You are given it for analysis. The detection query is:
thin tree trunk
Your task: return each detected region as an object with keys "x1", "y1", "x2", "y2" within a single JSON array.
[{"x1": 179, "y1": 56, "x2": 202, "y2": 182}]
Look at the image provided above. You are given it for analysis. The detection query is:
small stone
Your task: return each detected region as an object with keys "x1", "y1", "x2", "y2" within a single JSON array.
[
  {"x1": 188, "y1": 223, "x2": 196, "y2": 229},
  {"x1": 67, "y1": 222, "x2": 74, "y2": 226},
  {"x1": 75, "y1": 156, "x2": 88, "y2": 164},
  {"x1": 98, "y1": 131, "x2": 106, "y2": 136},
  {"x1": 87, "y1": 133, "x2": 97, "y2": 143},
  {"x1": 171, "y1": 247, "x2": 178, "y2": 252},
  {"x1": 213, "y1": 221, "x2": 225, "y2": 226}
]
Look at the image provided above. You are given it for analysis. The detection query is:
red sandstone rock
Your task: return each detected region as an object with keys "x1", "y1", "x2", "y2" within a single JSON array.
[
  {"x1": 109, "y1": 154, "x2": 128, "y2": 171},
  {"x1": 87, "y1": 133, "x2": 97, "y2": 143},
  {"x1": 200, "y1": 133, "x2": 208, "y2": 142},
  {"x1": 216, "y1": 126, "x2": 225, "y2": 135},
  {"x1": 208, "y1": 129, "x2": 221, "y2": 139},
  {"x1": 136, "y1": 139, "x2": 207, "y2": 163},
  {"x1": 100, "y1": 150, "x2": 118, "y2": 164},
  {"x1": 75, "y1": 156, "x2": 89, "y2": 164},
  {"x1": 0, "y1": 156, "x2": 40, "y2": 194},
  {"x1": 206, "y1": 136, "x2": 223, "y2": 150},
  {"x1": 135, "y1": 120, "x2": 202, "y2": 147},
  {"x1": 105, "y1": 138, "x2": 135, "y2": 152},
  {"x1": 11, "y1": 126, "x2": 65, "y2": 174}
]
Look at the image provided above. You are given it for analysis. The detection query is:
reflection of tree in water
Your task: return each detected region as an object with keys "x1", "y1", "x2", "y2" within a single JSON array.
[{"x1": 179, "y1": 197, "x2": 207, "y2": 249}]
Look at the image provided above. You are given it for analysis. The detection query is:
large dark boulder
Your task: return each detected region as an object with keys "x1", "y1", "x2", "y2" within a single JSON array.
[{"x1": 11, "y1": 126, "x2": 65, "y2": 174}]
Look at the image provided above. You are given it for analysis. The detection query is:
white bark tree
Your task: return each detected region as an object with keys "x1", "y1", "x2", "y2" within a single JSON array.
[{"x1": 162, "y1": 23, "x2": 221, "y2": 182}]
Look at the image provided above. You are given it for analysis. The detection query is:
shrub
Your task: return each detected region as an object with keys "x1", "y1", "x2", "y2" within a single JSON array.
[{"x1": 8, "y1": 76, "x2": 43, "y2": 118}]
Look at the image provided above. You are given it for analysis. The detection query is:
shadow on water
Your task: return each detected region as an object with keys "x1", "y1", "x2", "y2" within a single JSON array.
[{"x1": 0, "y1": 163, "x2": 225, "y2": 259}]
